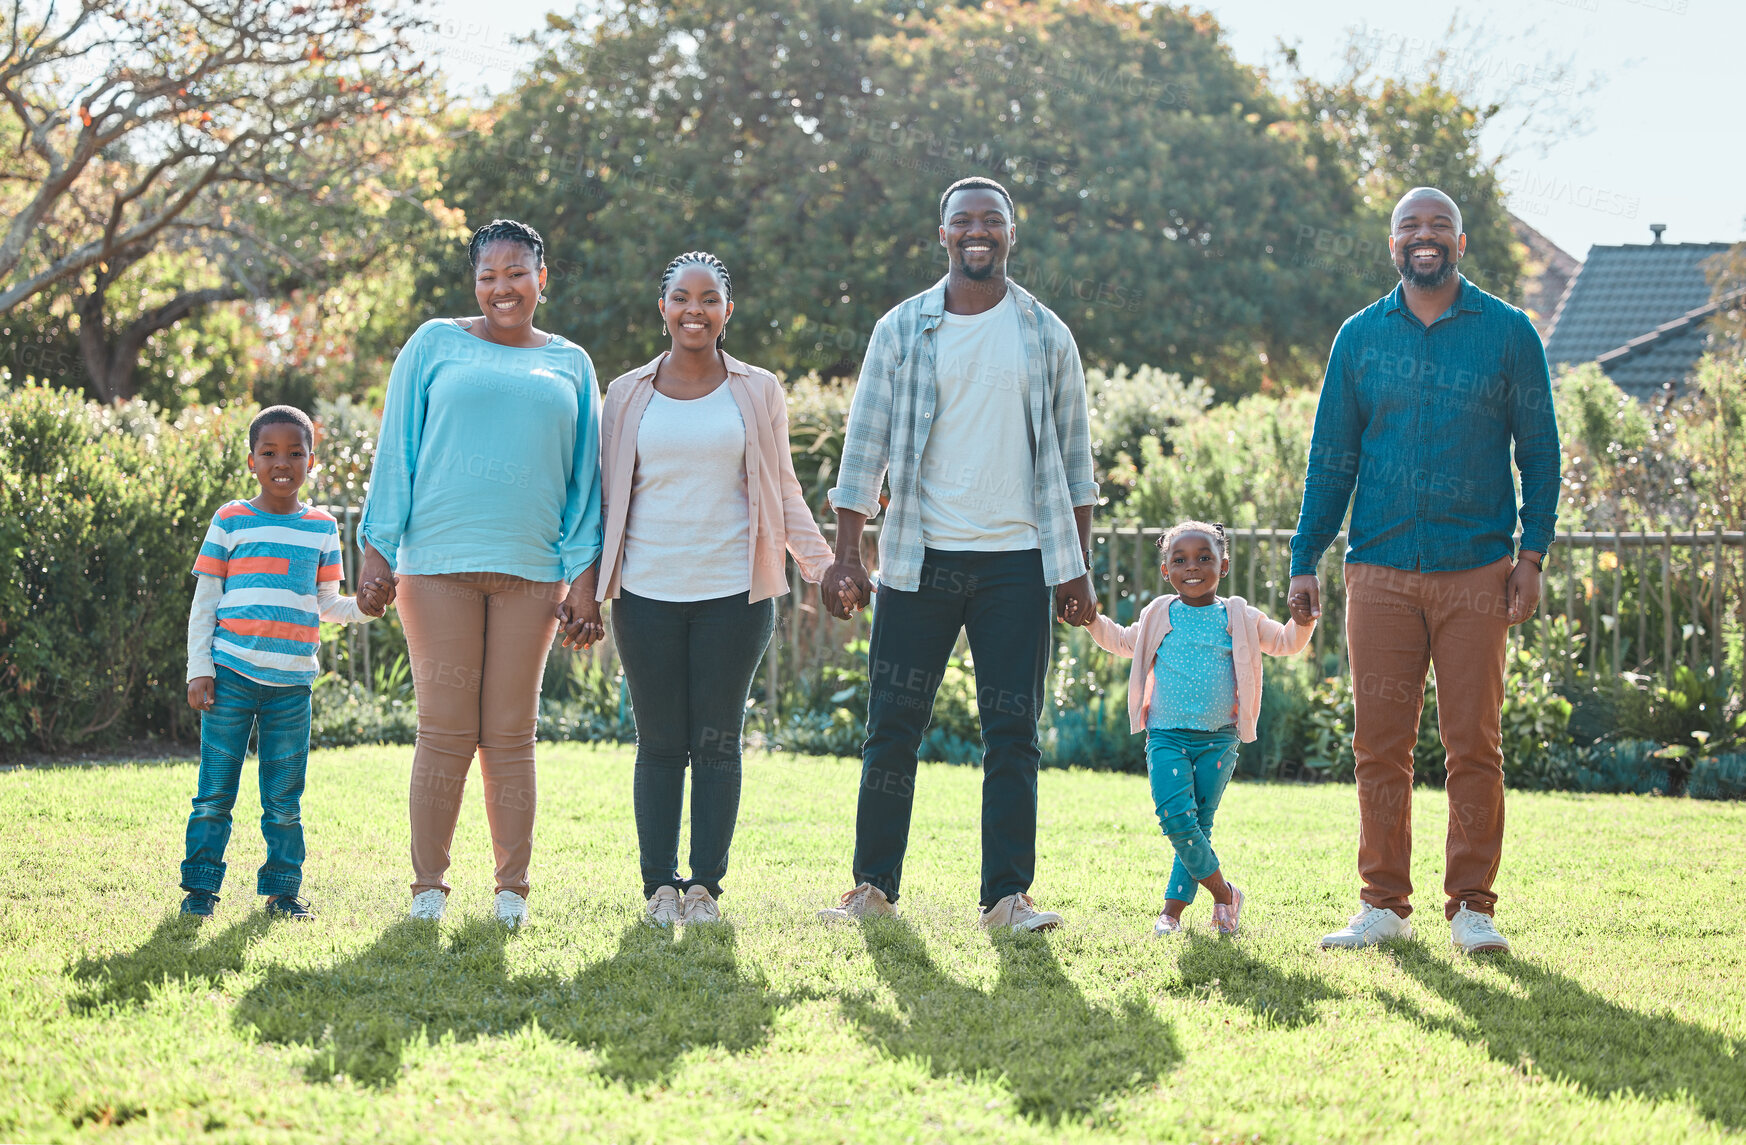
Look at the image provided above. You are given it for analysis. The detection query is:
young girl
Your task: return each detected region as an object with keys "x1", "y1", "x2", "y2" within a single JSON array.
[{"x1": 1072, "y1": 520, "x2": 1316, "y2": 937}]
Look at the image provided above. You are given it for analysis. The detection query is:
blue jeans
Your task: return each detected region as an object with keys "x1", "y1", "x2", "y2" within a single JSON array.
[
  {"x1": 612, "y1": 590, "x2": 776, "y2": 899},
  {"x1": 1146, "y1": 726, "x2": 1240, "y2": 903},
  {"x1": 181, "y1": 665, "x2": 312, "y2": 897}
]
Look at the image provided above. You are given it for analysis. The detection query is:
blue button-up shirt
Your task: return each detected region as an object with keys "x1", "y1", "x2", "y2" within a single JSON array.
[{"x1": 1290, "y1": 276, "x2": 1560, "y2": 578}]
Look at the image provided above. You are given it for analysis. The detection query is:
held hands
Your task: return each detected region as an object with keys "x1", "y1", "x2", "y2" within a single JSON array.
[
  {"x1": 355, "y1": 576, "x2": 396, "y2": 618},
  {"x1": 556, "y1": 582, "x2": 606, "y2": 649},
  {"x1": 187, "y1": 676, "x2": 215, "y2": 712},
  {"x1": 1287, "y1": 574, "x2": 1321, "y2": 627},
  {"x1": 1055, "y1": 576, "x2": 1097, "y2": 627},
  {"x1": 823, "y1": 558, "x2": 876, "y2": 620}
]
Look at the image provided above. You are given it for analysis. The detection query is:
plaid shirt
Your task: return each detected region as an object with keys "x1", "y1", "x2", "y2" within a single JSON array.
[{"x1": 828, "y1": 276, "x2": 1097, "y2": 591}]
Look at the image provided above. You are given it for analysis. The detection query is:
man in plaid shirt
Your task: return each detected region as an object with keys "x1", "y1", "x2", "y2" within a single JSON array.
[{"x1": 820, "y1": 177, "x2": 1098, "y2": 933}]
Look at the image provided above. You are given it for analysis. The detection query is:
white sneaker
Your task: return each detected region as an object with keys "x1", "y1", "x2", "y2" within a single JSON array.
[
  {"x1": 1319, "y1": 903, "x2": 1413, "y2": 949},
  {"x1": 1450, "y1": 902, "x2": 1511, "y2": 954},
  {"x1": 1151, "y1": 910, "x2": 1184, "y2": 938},
  {"x1": 1210, "y1": 883, "x2": 1245, "y2": 936},
  {"x1": 493, "y1": 890, "x2": 529, "y2": 928},
  {"x1": 679, "y1": 885, "x2": 722, "y2": 925},
  {"x1": 409, "y1": 889, "x2": 447, "y2": 921},
  {"x1": 979, "y1": 892, "x2": 1062, "y2": 933},
  {"x1": 645, "y1": 885, "x2": 681, "y2": 927},
  {"x1": 819, "y1": 882, "x2": 897, "y2": 922}
]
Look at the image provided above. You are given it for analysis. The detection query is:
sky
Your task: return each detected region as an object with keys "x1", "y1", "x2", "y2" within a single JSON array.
[{"x1": 415, "y1": 0, "x2": 1744, "y2": 262}]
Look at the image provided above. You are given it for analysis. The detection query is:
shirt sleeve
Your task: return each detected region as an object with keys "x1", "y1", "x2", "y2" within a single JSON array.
[
  {"x1": 559, "y1": 348, "x2": 605, "y2": 581},
  {"x1": 316, "y1": 580, "x2": 371, "y2": 625},
  {"x1": 1509, "y1": 315, "x2": 1561, "y2": 556},
  {"x1": 826, "y1": 316, "x2": 898, "y2": 519},
  {"x1": 769, "y1": 383, "x2": 836, "y2": 583},
  {"x1": 317, "y1": 521, "x2": 344, "y2": 585},
  {"x1": 1050, "y1": 322, "x2": 1098, "y2": 508},
  {"x1": 1290, "y1": 323, "x2": 1363, "y2": 578},
  {"x1": 191, "y1": 514, "x2": 229, "y2": 579},
  {"x1": 186, "y1": 574, "x2": 223, "y2": 681},
  {"x1": 358, "y1": 324, "x2": 432, "y2": 571}
]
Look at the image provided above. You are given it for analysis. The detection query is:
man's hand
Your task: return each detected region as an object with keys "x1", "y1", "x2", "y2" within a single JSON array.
[
  {"x1": 1055, "y1": 575, "x2": 1097, "y2": 627},
  {"x1": 188, "y1": 676, "x2": 215, "y2": 712},
  {"x1": 359, "y1": 544, "x2": 397, "y2": 611},
  {"x1": 1288, "y1": 574, "x2": 1322, "y2": 626},
  {"x1": 1506, "y1": 552, "x2": 1543, "y2": 625},
  {"x1": 556, "y1": 580, "x2": 606, "y2": 649},
  {"x1": 824, "y1": 557, "x2": 875, "y2": 620}
]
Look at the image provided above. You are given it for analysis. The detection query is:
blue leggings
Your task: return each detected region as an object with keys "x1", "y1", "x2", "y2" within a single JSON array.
[{"x1": 1146, "y1": 726, "x2": 1240, "y2": 903}]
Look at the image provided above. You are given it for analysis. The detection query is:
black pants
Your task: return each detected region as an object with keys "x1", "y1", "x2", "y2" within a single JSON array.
[
  {"x1": 612, "y1": 589, "x2": 776, "y2": 898},
  {"x1": 853, "y1": 548, "x2": 1052, "y2": 907}
]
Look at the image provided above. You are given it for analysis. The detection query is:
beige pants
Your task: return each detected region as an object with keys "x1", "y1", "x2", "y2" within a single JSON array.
[{"x1": 399, "y1": 572, "x2": 560, "y2": 898}]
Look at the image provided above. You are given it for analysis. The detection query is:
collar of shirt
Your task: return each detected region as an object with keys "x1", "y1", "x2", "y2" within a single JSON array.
[{"x1": 1382, "y1": 274, "x2": 1486, "y2": 329}]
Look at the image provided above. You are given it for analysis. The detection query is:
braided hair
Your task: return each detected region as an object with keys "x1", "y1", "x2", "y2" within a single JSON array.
[
  {"x1": 1156, "y1": 519, "x2": 1228, "y2": 561},
  {"x1": 658, "y1": 251, "x2": 733, "y2": 349},
  {"x1": 467, "y1": 218, "x2": 545, "y2": 270}
]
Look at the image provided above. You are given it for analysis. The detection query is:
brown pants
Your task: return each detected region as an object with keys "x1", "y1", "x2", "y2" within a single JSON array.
[
  {"x1": 1345, "y1": 558, "x2": 1511, "y2": 920},
  {"x1": 398, "y1": 573, "x2": 560, "y2": 898}
]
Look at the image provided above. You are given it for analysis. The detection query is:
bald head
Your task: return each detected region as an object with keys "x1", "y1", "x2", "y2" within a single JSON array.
[{"x1": 1392, "y1": 187, "x2": 1463, "y2": 236}]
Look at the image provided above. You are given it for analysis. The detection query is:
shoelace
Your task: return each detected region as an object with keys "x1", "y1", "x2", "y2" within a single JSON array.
[
  {"x1": 840, "y1": 885, "x2": 872, "y2": 909},
  {"x1": 1009, "y1": 893, "x2": 1037, "y2": 918},
  {"x1": 1459, "y1": 912, "x2": 1503, "y2": 941}
]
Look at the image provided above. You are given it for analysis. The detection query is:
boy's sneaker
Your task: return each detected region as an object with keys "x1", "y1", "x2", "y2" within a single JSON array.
[
  {"x1": 645, "y1": 885, "x2": 681, "y2": 927},
  {"x1": 819, "y1": 882, "x2": 897, "y2": 922},
  {"x1": 1319, "y1": 903, "x2": 1414, "y2": 949},
  {"x1": 1210, "y1": 883, "x2": 1245, "y2": 936},
  {"x1": 180, "y1": 890, "x2": 219, "y2": 919},
  {"x1": 493, "y1": 890, "x2": 529, "y2": 928},
  {"x1": 1450, "y1": 903, "x2": 1511, "y2": 954},
  {"x1": 265, "y1": 894, "x2": 314, "y2": 921},
  {"x1": 1151, "y1": 910, "x2": 1184, "y2": 938},
  {"x1": 679, "y1": 885, "x2": 722, "y2": 925},
  {"x1": 979, "y1": 892, "x2": 1062, "y2": 933},
  {"x1": 409, "y1": 889, "x2": 447, "y2": 921}
]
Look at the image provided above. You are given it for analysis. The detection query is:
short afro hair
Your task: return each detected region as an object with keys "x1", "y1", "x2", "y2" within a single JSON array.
[
  {"x1": 249, "y1": 404, "x2": 315, "y2": 450},
  {"x1": 939, "y1": 176, "x2": 1015, "y2": 225}
]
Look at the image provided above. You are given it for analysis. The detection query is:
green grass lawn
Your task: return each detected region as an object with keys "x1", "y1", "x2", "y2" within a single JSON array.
[{"x1": 2, "y1": 745, "x2": 1743, "y2": 1143}]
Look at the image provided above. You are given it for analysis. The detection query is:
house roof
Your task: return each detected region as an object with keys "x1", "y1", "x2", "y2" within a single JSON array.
[
  {"x1": 1544, "y1": 238, "x2": 1734, "y2": 398},
  {"x1": 1509, "y1": 214, "x2": 1579, "y2": 335}
]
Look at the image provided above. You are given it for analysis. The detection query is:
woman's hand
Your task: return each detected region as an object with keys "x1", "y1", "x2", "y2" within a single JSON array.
[
  {"x1": 360, "y1": 543, "x2": 398, "y2": 611},
  {"x1": 556, "y1": 579, "x2": 606, "y2": 649}
]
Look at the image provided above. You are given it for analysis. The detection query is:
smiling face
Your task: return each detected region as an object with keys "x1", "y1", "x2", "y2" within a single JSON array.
[
  {"x1": 472, "y1": 239, "x2": 547, "y2": 333},
  {"x1": 1163, "y1": 531, "x2": 1228, "y2": 605},
  {"x1": 658, "y1": 263, "x2": 733, "y2": 351},
  {"x1": 1388, "y1": 192, "x2": 1466, "y2": 290},
  {"x1": 939, "y1": 187, "x2": 1015, "y2": 282},
  {"x1": 247, "y1": 422, "x2": 311, "y2": 504}
]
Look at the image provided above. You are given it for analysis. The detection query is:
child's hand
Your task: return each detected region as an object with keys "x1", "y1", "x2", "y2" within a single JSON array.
[
  {"x1": 1288, "y1": 591, "x2": 1317, "y2": 627},
  {"x1": 835, "y1": 582, "x2": 864, "y2": 613},
  {"x1": 188, "y1": 676, "x2": 216, "y2": 712},
  {"x1": 1063, "y1": 596, "x2": 1081, "y2": 623},
  {"x1": 357, "y1": 576, "x2": 395, "y2": 617}
]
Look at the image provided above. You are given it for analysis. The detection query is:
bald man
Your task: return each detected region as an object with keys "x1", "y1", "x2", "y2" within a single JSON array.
[{"x1": 1288, "y1": 186, "x2": 1560, "y2": 954}]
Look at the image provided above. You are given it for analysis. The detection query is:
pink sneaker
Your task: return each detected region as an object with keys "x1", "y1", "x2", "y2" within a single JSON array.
[{"x1": 1210, "y1": 883, "x2": 1245, "y2": 936}]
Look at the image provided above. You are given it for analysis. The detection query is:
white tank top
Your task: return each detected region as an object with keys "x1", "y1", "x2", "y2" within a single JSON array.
[{"x1": 620, "y1": 384, "x2": 752, "y2": 601}]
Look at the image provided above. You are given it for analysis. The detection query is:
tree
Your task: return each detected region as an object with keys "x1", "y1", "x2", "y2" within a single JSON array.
[
  {"x1": 0, "y1": 0, "x2": 443, "y2": 400},
  {"x1": 428, "y1": 0, "x2": 1366, "y2": 393}
]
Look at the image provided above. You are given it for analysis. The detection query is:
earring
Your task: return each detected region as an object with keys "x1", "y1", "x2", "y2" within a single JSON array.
[{"x1": 537, "y1": 292, "x2": 547, "y2": 303}]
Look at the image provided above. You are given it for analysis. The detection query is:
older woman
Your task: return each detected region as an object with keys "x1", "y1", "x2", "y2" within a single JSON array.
[
  {"x1": 359, "y1": 218, "x2": 605, "y2": 928},
  {"x1": 595, "y1": 250, "x2": 846, "y2": 926}
]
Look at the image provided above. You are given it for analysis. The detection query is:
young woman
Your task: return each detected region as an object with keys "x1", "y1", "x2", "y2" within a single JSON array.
[
  {"x1": 597, "y1": 251, "x2": 849, "y2": 926},
  {"x1": 359, "y1": 218, "x2": 605, "y2": 929}
]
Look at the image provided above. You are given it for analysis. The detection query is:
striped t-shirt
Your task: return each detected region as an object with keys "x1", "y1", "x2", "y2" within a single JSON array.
[{"x1": 192, "y1": 501, "x2": 344, "y2": 687}]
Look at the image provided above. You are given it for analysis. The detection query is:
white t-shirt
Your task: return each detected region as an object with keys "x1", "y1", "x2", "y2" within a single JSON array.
[
  {"x1": 918, "y1": 292, "x2": 1039, "y2": 551},
  {"x1": 621, "y1": 384, "x2": 752, "y2": 601}
]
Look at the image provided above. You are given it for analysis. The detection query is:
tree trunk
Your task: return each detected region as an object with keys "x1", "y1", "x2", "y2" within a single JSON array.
[{"x1": 75, "y1": 290, "x2": 136, "y2": 403}]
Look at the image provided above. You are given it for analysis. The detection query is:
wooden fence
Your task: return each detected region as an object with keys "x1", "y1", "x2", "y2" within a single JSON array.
[{"x1": 318, "y1": 509, "x2": 1745, "y2": 715}]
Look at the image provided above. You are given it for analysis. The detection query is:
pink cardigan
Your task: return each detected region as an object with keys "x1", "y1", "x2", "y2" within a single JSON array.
[
  {"x1": 1087, "y1": 594, "x2": 1313, "y2": 742},
  {"x1": 597, "y1": 351, "x2": 834, "y2": 604}
]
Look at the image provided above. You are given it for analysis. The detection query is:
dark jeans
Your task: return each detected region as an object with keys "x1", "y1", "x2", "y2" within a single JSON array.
[
  {"x1": 853, "y1": 548, "x2": 1052, "y2": 907},
  {"x1": 181, "y1": 665, "x2": 312, "y2": 897},
  {"x1": 612, "y1": 589, "x2": 776, "y2": 898}
]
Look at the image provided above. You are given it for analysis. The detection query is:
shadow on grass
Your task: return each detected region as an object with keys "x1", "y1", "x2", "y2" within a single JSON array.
[
  {"x1": 1172, "y1": 931, "x2": 1343, "y2": 1028},
  {"x1": 233, "y1": 918, "x2": 783, "y2": 1087},
  {"x1": 69, "y1": 912, "x2": 272, "y2": 1011},
  {"x1": 1381, "y1": 946, "x2": 1746, "y2": 1129},
  {"x1": 840, "y1": 920, "x2": 1179, "y2": 1124}
]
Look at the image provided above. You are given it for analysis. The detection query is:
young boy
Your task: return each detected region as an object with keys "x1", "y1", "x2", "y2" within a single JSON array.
[{"x1": 180, "y1": 405, "x2": 392, "y2": 920}]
